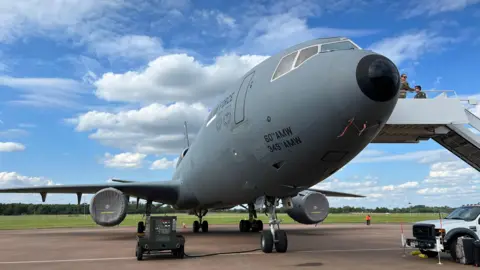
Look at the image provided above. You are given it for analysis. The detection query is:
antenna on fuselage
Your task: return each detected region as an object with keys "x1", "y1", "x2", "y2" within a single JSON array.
[{"x1": 184, "y1": 121, "x2": 190, "y2": 148}]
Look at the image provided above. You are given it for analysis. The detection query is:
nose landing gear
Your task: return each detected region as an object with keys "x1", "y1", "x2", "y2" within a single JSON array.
[{"x1": 260, "y1": 196, "x2": 288, "y2": 253}]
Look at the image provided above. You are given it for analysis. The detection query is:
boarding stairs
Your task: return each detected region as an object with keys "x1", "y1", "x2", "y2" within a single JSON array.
[{"x1": 372, "y1": 90, "x2": 480, "y2": 171}]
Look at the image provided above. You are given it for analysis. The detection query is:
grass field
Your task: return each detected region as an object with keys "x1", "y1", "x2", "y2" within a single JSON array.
[{"x1": 0, "y1": 212, "x2": 443, "y2": 230}]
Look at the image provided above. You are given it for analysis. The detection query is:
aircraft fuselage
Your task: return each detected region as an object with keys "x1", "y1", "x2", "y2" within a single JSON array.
[{"x1": 171, "y1": 37, "x2": 400, "y2": 210}]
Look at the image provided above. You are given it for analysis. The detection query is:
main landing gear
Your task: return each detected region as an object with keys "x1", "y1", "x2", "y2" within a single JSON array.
[
  {"x1": 192, "y1": 209, "x2": 209, "y2": 233},
  {"x1": 259, "y1": 196, "x2": 288, "y2": 253},
  {"x1": 239, "y1": 203, "x2": 264, "y2": 232}
]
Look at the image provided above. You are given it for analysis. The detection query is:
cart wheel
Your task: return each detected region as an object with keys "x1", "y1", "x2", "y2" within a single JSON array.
[
  {"x1": 136, "y1": 245, "x2": 143, "y2": 261},
  {"x1": 177, "y1": 245, "x2": 185, "y2": 259}
]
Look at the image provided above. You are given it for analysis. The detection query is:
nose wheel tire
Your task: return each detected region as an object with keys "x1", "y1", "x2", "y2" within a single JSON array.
[
  {"x1": 261, "y1": 231, "x2": 274, "y2": 253},
  {"x1": 260, "y1": 229, "x2": 287, "y2": 253},
  {"x1": 275, "y1": 230, "x2": 288, "y2": 253}
]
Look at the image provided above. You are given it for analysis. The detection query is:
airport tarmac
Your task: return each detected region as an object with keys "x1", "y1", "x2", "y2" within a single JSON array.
[{"x1": 0, "y1": 223, "x2": 464, "y2": 270}]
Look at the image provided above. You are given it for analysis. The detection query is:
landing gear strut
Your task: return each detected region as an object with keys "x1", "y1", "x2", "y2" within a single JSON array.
[
  {"x1": 239, "y1": 203, "x2": 264, "y2": 232},
  {"x1": 260, "y1": 196, "x2": 287, "y2": 253},
  {"x1": 192, "y1": 209, "x2": 209, "y2": 233}
]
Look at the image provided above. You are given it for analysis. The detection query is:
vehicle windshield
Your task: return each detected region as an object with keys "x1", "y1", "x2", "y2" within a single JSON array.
[{"x1": 445, "y1": 206, "x2": 480, "y2": 221}]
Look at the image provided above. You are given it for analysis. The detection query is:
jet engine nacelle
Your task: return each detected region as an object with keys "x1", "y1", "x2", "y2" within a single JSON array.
[
  {"x1": 286, "y1": 191, "x2": 329, "y2": 224},
  {"x1": 89, "y1": 187, "x2": 129, "y2": 227}
]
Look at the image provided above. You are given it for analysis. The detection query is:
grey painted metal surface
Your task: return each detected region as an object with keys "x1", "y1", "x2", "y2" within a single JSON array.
[
  {"x1": 385, "y1": 98, "x2": 469, "y2": 125},
  {"x1": 434, "y1": 123, "x2": 480, "y2": 171},
  {"x1": 373, "y1": 94, "x2": 480, "y2": 171}
]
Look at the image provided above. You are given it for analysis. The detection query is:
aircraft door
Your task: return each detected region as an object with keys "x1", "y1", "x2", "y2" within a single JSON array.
[{"x1": 234, "y1": 71, "x2": 255, "y2": 124}]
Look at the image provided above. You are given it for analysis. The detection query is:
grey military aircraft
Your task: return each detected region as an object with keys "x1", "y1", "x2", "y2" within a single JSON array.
[{"x1": 0, "y1": 37, "x2": 401, "y2": 254}]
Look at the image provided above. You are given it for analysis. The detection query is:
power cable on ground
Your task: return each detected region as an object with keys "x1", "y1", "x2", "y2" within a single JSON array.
[{"x1": 183, "y1": 248, "x2": 261, "y2": 258}]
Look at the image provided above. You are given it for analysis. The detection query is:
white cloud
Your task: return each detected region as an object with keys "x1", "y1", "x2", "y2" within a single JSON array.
[
  {"x1": 368, "y1": 30, "x2": 457, "y2": 67},
  {"x1": 0, "y1": 172, "x2": 72, "y2": 203},
  {"x1": 102, "y1": 152, "x2": 147, "y2": 169},
  {"x1": 0, "y1": 129, "x2": 29, "y2": 138},
  {"x1": 417, "y1": 187, "x2": 448, "y2": 195},
  {"x1": 408, "y1": 160, "x2": 480, "y2": 203},
  {"x1": 0, "y1": 76, "x2": 89, "y2": 108},
  {"x1": 355, "y1": 149, "x2": 385, "y2": 158},
  {"x1": 313, "y1": 177, "x2": 379, "y2": 190},
  {"x1": 239, "y1": 12, "x2": 377, "y2": 55},
  {"x1": 193, "y1": 10, "x2": 237, "y2": 29},
  {"x1": 0, "y1": 142, "x2": 25, "y2": 152},
  {"x1": 18, "y1": 123, "x2": 36, "y2": 128},
  {"x1": 93, "y1": 53, "x2": 268, "y2": 104},
  {"x1": 423, "y1": 161, "x2": 480, "y2": 186},
  {"x1": 159, "y1": 0, "x2": 191, "y2": 10},
  {"x1": 0, "y1": 1, "x2": 172, "y2": 61},
  {"x1": 0, "y1": 171, "x2": 55, "y2": 187},
  {"x1": 398, "y1": 181, "x2": 419, "y2": 189},
  {"x1": 68, "y1": 102, "x2": 208, "y2": 155},
  {"x1": 310, "y1": 169, "x2": 479, "y2": 207},
  {"x1": 417, "y1": 186, "x2": 477, "y2": 196},
  {"x1": 216, "y1": 13, "x2": 236, "y2": 28},
  {"x1": 91, "y1": 35, "x2": 164, "y2": 61},
  {"x1": 352, "y1": 149, "x2": 457, "y2": 164},
  {"x1": 150, "y1": 157, "x2": 179, "y2": 170},
  {"x1": 0, "y1": 0, "x2": 125, "y2": 43},
  {"x1": 0, "y1": 51, "x2": 7, "y2": 72},
  {"x1": 311, "y1": 176, "x2": 419, "y2": 202},
  {"x1": 403, "y1": 0, "x2": 480, "y2": 18}
]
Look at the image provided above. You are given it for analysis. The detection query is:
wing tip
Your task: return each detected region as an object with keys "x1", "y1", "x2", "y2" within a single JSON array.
[{"x1": 307, "y1": 188, "x2": 366, "y2": 198}]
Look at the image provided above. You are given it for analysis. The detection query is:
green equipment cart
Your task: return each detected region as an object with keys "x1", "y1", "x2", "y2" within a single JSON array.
[{"x1": 135, "y1": 215, "x2": 185, "y2": 261}]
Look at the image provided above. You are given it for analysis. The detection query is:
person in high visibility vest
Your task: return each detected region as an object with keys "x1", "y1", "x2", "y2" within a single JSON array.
[{"x1": 365, "y1": 214, "x2": 371, "y2": 225}]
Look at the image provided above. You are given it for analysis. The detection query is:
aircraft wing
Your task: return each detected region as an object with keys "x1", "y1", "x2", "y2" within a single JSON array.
[
  {"x1": 307, "y1": 188, "x2": 365, "y2": 198},
  {"x1": 110, "y1": 178, "x2": 136, "y2": 183},
  {"x1": 0, "y1": 181, "x2": 180, "y2": 204}
]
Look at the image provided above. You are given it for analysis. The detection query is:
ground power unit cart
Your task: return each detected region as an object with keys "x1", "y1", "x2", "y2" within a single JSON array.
[{"x1": 135, "y1": 215, "x2": 185, "y2": 260}]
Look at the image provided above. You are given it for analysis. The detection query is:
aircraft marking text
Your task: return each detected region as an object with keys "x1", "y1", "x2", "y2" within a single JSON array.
[
  {"x1": 209, "y1": 92, "x2": 235, "y2": 121},
  {"x1": 264, "y1": 127, "x2": 294, "y2": 142},
  {"x1": 264, "y1": 126, "x2": 303, "y2": 152}
]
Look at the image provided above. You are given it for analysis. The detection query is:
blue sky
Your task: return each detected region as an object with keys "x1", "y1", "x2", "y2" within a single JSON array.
[{"x1": 1, "y1": 0, "x2": 479, "y2": 208}]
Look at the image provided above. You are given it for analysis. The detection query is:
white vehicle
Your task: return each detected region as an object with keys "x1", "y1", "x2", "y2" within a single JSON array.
[{"x1": 405, "y1": 205, "x2": 480, "y2": 260}]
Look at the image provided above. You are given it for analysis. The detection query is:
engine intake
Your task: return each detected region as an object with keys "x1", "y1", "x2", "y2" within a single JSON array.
[
  {"x1": 89, "y1": 187, "x2": 128, "y2": 227},
  {"x1": 286, "y1": 191, "x2": 329, "y2": 224}
]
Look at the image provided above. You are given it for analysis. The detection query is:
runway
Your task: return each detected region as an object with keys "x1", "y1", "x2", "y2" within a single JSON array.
[{"x1": 0, "y1": 224, "x2": 462, "y2": 269}]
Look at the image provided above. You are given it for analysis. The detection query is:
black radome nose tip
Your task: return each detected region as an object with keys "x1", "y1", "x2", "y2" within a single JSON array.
[{"x1": 356, "y1": 54, "x2": 400, "y2": 102}]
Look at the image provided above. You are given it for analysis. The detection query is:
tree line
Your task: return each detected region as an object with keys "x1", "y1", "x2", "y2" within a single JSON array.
[{"x1": 0, "y1": 202, "x2": 455, "y2": 216}]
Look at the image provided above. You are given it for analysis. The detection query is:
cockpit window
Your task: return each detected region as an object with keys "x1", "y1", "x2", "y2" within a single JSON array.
[
  {"x1": 294, "y1": 46, "x2": 319, "y2": 68},
  {"x1": 272, "y1": 51, "x2": 298, "y2": 80},
  {"x1": 320, "y1": 41, "x2": 357, "y2": 53}
]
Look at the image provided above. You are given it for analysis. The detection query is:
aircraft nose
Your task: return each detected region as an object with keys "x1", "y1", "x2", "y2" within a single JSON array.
[{"x1": 356, "y1": 54, "x2": 400, "y2": 102}]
